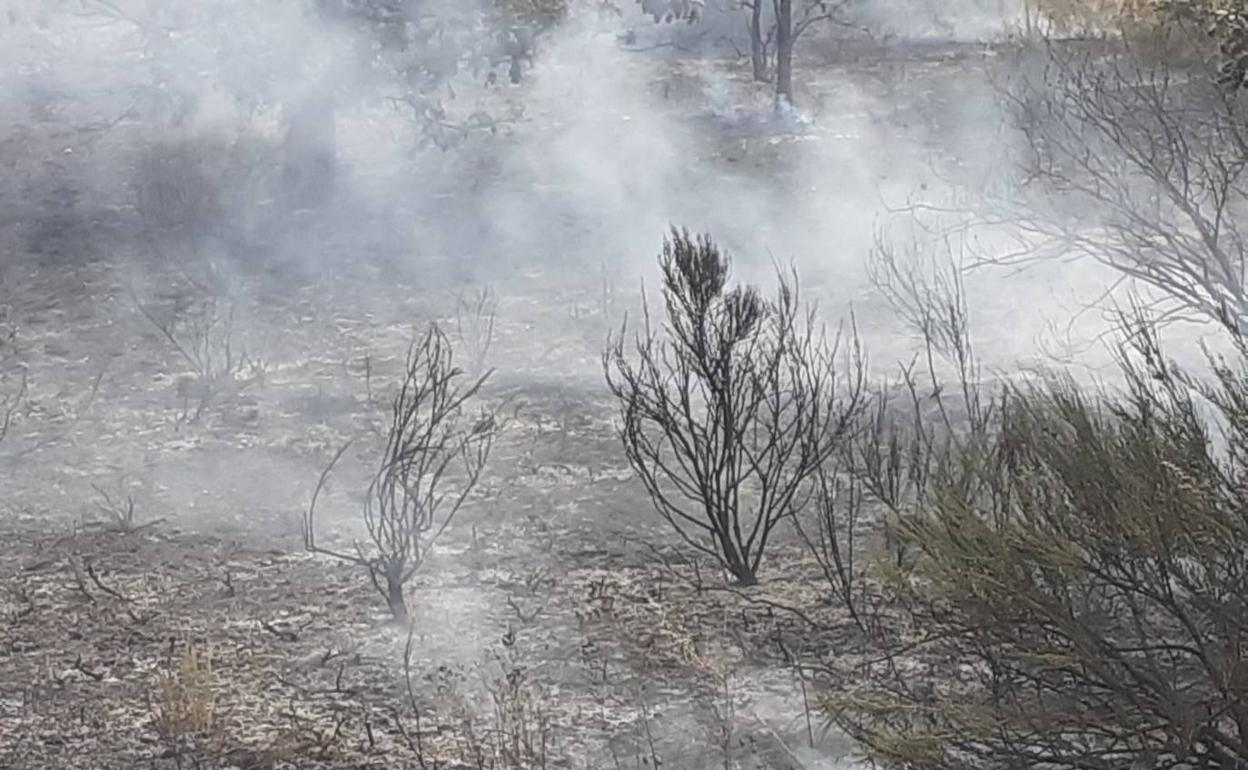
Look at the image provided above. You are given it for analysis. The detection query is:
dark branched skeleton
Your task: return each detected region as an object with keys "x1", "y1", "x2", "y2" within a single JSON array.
[
  {"x1": 604, "y1": 229, "x2": 863, "y2": 586},
  {"x1": 304, "y1": 325, "x2": 497, "y2": 622},
  {"x1": 940, "y1": 26, "x2": 1248, "y2": 336},
  {"x1": 454, "y1": 284, "x2": 498, "y2": 377},
  {"x1": 790, "y1": 238, "x2": 997, "y2": 635},
  {"x1": 92, "y1": 481, "x2": 150, "y2": 534},
  {"x1": 131, "y1": 286, "x2": 262, "y2": 424}
]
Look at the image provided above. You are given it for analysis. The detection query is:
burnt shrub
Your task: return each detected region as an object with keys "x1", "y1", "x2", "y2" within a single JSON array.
[{"x1": 604, "y1": 228, "x2": 864, "y2": 586}]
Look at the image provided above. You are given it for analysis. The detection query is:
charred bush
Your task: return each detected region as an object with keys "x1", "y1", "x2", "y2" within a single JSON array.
[
  {"x1": 792, "y1": 238, "x2": 995, "y2": 634},
  {"x1": 135, "y1": 140, "x2": 227, "y2": 241},
  {"x1": 91, "y1": 478, "x2": 163, "y2": 534},
  {"x1": 604, "y1": 228, "x2": 863, "y2": 586},
  {"x1": 792, "y1": 458, "x2": 873, "y2": 631},
  {"x1": 304, "y1": 324, "x2": 497, "y2": 622},
  {"x1": 957, "y1": 22, "x2": 1248, "y2": 336},
  {"x1": 131, "y1": 283, "x2": 264, "y2": 425},
  {"x1": 454, "y1": 284, "x2": 498, "y2": 377}
]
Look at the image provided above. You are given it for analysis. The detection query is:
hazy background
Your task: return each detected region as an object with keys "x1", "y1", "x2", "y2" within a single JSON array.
[
  {"x1": 1, "y1": 4, "x2": 1226, "y2": 768},
  {"x1": 0, "y1": 0, "x2": 1211, "y2": 537},
  {"x1": 0, "y1": 0, "x2": 1144, "y2": 381}
]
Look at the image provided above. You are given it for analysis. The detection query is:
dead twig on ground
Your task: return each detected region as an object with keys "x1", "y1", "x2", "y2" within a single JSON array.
[
  {"x1": 71, "y1": 654, "x2": 105, "y2": 682},
  {"x1": 66, "y1": 557, "x2": 97, "y2": 605},
  {"x1": 260, "y1": 617, "x2": 311, "y2": 642},
  {"x1": 85, "y1": 561, "x2": 130, "y2": 602}
]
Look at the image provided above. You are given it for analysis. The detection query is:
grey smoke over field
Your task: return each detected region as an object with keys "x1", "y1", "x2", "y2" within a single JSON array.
[
  {"x1": 1, "y1": 0, "x2": 1201, "y2": 381},
  {"x1": 5, "y1": 4, "x2": 1235, "y2": 769},
  {"x1": 5, "y1": 1, "x2": 1221, "y2": 592}
]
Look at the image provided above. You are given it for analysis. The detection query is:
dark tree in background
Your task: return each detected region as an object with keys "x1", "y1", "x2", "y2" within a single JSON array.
[
  {"x1": 776, "y1": 0, "x2": 794, "y2": 101},
  {"x1": 993, "y1": 24, "x2": 1248, "y2": 334},
  {"x1": 50, "y1": 0, "x2": 573, "y2": 193},
  {"x1": 909, "y1": 4, "x2": 1248, "y2": 336},
  {"x1": 280, "y1": 91, "x2": 339, "y2": 211},
  {"x1": 632, "y1": 0, "x2": 854, "y2": 106},
  {"x1": 604, "y1": 229, "x2": 863, "y2": 585},
  {"x1": 305, "y1": 324, "x2": 497, "y2": 622},
  {"x1": 746, "y1": 0, "x2": 854, "y2": 106},
  {"x1": 316, "y1": 0, "x2": 570, "y2": 151},
  {"x1": 747, "y1": 0, "x2": 770, "y2": 82}
]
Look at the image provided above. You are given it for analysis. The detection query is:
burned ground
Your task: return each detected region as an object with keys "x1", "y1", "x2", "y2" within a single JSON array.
[{"x1": 0, "y1": 31, "x2": 1048, "y2": 770}]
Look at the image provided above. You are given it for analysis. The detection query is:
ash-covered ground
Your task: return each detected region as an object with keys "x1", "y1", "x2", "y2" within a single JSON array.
[{"x1": 0, "y1": 4, "x2": 1182, "y2": 768}]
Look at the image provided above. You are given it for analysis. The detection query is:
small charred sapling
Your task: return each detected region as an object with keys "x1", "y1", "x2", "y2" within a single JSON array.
[{"x1": 305, "y1": 324, "x2": 496, "y2": 622}]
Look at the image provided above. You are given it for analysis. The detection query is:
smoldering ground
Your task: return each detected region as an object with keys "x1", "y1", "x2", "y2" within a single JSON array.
[{"x1": 0, "y1": 2, "x2": 1230, "y2": 769}]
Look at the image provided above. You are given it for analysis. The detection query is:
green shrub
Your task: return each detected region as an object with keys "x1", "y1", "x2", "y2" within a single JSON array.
[{"x1": 835, "y1": 324, "x2": 1248, "y2": 770}]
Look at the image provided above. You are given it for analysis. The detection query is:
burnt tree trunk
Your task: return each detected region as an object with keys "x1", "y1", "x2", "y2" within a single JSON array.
[
  {"x1": 749, "y1": 1, "x2": 768, "y2": 82},
  {"x1": 718, "y1": 533, "x2": 759, "y2": 586},
  {"x1": 385, "y1": 573, "x2": 409, "y2": 623},
  {"x1": 775, "y1": 0, "x2": 794, "y2": 108}
]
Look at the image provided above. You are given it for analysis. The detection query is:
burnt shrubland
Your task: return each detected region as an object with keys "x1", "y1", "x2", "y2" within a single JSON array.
[{"x1": 4, "y1": 2, "x2": 1247, "y2": 769}]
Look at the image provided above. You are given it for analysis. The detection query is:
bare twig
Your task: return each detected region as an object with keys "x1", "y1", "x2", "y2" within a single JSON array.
[{"x1": 85, "y1": 561, "x2": 130, "y2": 602}]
